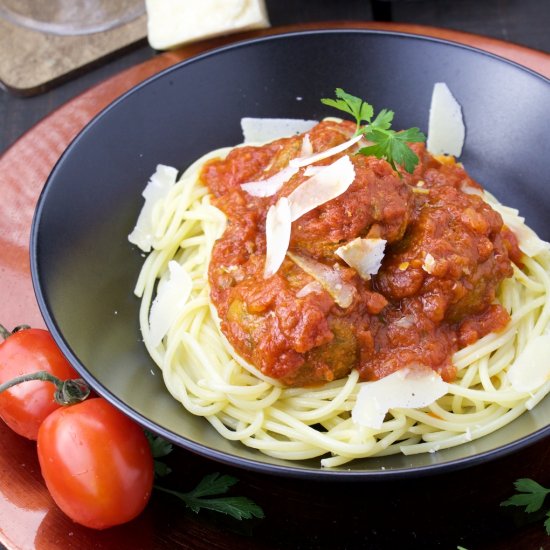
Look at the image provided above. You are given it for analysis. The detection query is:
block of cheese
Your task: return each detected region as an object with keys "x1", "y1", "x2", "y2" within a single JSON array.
[{"x1": 146, "y1": 0, "x2": 270, "y2": 50}]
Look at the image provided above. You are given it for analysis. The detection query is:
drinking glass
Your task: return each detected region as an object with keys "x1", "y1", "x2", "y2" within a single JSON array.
[{"x1": 0, "y1": 0, "x2": 145, "y2": 35}]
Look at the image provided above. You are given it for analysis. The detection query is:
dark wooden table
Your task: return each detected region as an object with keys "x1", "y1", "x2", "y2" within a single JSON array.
[{"x1": 1, "y1": 3, "x2": 550, "y2": 550}]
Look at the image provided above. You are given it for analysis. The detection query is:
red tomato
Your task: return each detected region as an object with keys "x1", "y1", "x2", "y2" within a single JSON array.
[
  {"x1": 0, "y1": 328, "x2": 80, "y2": 439},
  {"x1": 37, "y1": 398, "x2": 154, "y2": 530}
]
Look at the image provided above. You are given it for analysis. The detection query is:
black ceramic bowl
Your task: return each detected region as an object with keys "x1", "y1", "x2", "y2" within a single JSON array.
[{"x1": 31, "y1": 29, "x2": 550, "y2": 480}]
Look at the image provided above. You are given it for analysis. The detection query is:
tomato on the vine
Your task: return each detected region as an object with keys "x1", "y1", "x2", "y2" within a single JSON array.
[
  {"x1": 0, "y1": 327, "x2": 80, "y2": 439},
  {"x1": 37, "y1": 397, "x2": 154, "y2": 530}
]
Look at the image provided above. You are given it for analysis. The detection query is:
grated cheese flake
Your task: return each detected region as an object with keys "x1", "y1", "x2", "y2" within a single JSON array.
[
  {"x1": 241, "y1": 117, "x2": 318, "y2": 144},
  {"x1": 352, "y1": 367, "x2": 449, "y2": 429},
  {"x1": 296, "y1": 280, "x2": 324, "y2": 298},
  {"x1": 422, "y1": 252, "x2": 436, "y2": 274},
  {"x1": 289, "y1": 134, "x2": 362, "y2": 168},
  {"x1": 264, "y1": 197, "x2": 292, "y2": 278},
  {"x1": 507, "y1": 334, "x2": 550, "y2": 393},
  {"x1": 149, "y1": 261, "x2": 192, "y2": 347},
  {"x1": 335, "y1": 237, "x2": 387, "y2": 280},
  {"x1": 241, "y1": 165, "x2": 299, "y2": 197},
  {"x1": 287, "y1": 156, "x2": 356, "y2": 221},
  {"x1": 426, "y1": 82, "x2": 465, "y2": 157},
  {"x1": 241, "y1": 133, "x2": 318, "y2": 198},
  {"x1": 128, "y1": 164, "x2": 178, "y2": 252},
  {"x1": 287, "y1": 251, "x2": 356, "y2": 308},
  {"x1": 489, "y1": 202, "x2": 550, "y2": 257}
]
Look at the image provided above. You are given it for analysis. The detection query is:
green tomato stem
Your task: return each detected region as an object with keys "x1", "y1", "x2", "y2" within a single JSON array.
[
  {"x1": 0, "y1": 323, "x2": 31, "y2": 341},
  {"x1": 0, "y1": 371, "x2": 91, "y2": 405},
  {"x1": 0, "y1": 324, "x2": 11, "y2": 340}
]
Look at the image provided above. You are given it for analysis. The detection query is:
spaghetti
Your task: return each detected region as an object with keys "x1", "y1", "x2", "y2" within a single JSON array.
[{"x1": 131, "y1": 129, "x2": 550, "y2": 467}]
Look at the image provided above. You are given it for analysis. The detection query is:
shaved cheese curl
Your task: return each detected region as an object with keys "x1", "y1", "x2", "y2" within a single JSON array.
[
  {"x1": 489, "y1": 202, "x2": 550, "y2": 257},
  {"x1": 507, "y1": 334, "x2": 550, "y2": 392},
  {"x1": 300, "y1": 134, "x2": 313, "y2": 157},
  {"x1": 241, "y1": 117, "x2": 318, "y2": 144},
  {"x1": 287, "y1": 251, "x2": 355, "y2": 308},
  {"x1": 241, "y1": 166, "x2": 299, "y2": 197},
  {"x1": 149, "y1": 261, "x2": 192, "y2": 347},
  {"x1": 289, "y1": 134, "x2": 362, "y2": 168},
  {"x1": 288, "y1": 156, "x2": 356, "y2": 221},
  {"x1": 264, "y1": 197, "x2": 292, "y2": 278},
  {"x1": 427, "y1": 82, "x2": 465, "y2": 157},
  {"x1": 128, "y1": 164, "x2": 178, "y2": 252},
  {"x1": 335, "y1": 237, "x2": 386, "y2": 280},
  {"x1": 352, "y1": 367, "x2": 449, "y2": 429}
]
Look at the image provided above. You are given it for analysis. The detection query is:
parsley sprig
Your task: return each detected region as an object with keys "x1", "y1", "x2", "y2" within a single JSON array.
[
  {"x1": 146, "y1": 432, "x2": 264, "y2": 520},
  {"x1": 145, "y1": 431, "x2": 174, "y2": 477},
  {"x1": 321, "y1": 88, "x2": 426, "y2": 174},
  {"x1": 156, "y1": 473, "x2": 265, "y2": 520},
  {"x1": 501, "y1": 478, "x2": 550, "y2": 534}
]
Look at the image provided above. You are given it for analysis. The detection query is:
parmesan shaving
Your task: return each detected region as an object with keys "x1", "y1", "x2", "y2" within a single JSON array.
[
  {"x1": 335, "y1": 237, "x2": 386, "y2": 280},
  {"x1": 289, "y1": 134, "x2": 362, "y2": 168},
  {"x1": 241, "y1": 117, "x2": 318, "y2": 144},
  {"x1": 296, "y1": 280, "x2": 324, "y2": 298},
  {"x1": 461, "y1": 183, "x2": 483, "y2": 197},
  {"x1": 489, "y1": 202, "x2": 550, "y2": 257},
  {"x1": 240, "y1": 134, "x2": 317, "y2": 197},
  {"x1": 352, "y1": 368, "x2": 449, "y2": 429},
  {"x1": 287, "y1": 156, "x2": 356, "y2": 221},
  {"x1": 303, "y1": 165, "x2": 324, "y2": 177},
  {"x1": 427, "y1": 82, "x2": 465, "y2": 157},
  {"x1": 264, "y1": 197, "x2": 292, "y2": 278},
  {"x1": 287, "y1": 251, "x2": 356, "y2": 308},
  {"x1": 241, "y1": 166, "x2": 299, "y2": 197},
  {"x1": 128, "y1": 164, "x2": 178, "y2": 252},
  {"x1": 148, "y1": 261, "x2": 192, "y2": 347},
  {"x1": 261, "y1": 157, "x2": 356, "y2": 279},
  {"x1": 507, "y1": 334, "x2": 550, "y2": 393},
  {"x1": 300, "y1": 134, "x2": 313, "y2": 157},
  {"x1": 422, "y1": 252, "x2": 436, "y2": 274}
]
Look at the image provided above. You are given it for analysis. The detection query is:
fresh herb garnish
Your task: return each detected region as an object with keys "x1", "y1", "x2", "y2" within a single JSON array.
[
  {"x1": 321, "y1": 88, "x2": 426, "y2": 174},
  {"x1": 156, "y1": 472, "x2": 265, "y2": 520},
  {"x1": 145, "y1": 433, "x2": 263, "y2": 519},
  {"x1": 501, "y1": 478, "x2": 550, "y2": 535},
  {"x1": 145, "y1": 431, "x2": 173, "y2": 477}
]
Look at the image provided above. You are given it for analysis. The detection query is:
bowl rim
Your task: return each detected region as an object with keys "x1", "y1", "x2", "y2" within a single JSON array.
[{"x1": 31, "y1": 27, "x2": 550, "y2": 481}]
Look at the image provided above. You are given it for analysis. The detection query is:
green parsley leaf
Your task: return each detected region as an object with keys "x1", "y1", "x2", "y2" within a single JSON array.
[
  {"x1": 187, "y1": 472, "x2": 238, "y2": 498},
  {"x1": 321, "y1": 88, "x2": 373, "y2": 132},
  {"x1": 321, "y1": 88, "x2": 426, "y2": 175},
  {"x1": 183, "y1": 495, "x2": 263, "y2": 520},
  {"x1": 370, "y1": 108, "x2": 394, "y2": 130},
  {"x1": 398, "y1": 126, "x2": 426, "y2": 143},
  {"x1": 501, "y1": 478, "x2": 550, "y2": 536},
  {"x1": 145, "y1": 431, "x2": 173, "y2": 477},
  {"x1": 501, "y1": 478, "x2": 550, "y2": 513},
  {"x1": 154, "y1": 461, "x2": 172, "y2": 478},
  {"x1": 145, "y1": 431, "x2": 173, "y2": 458},
  {"x1": 156, "y1": 472, "x2": 265, "y2": 521}
]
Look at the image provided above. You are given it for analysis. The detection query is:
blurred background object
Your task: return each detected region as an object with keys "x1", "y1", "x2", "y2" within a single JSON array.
[
  {"x1": 0, "y1": 0, "x2": 145, "y2": 35},
  {"x1": 145, "y1": 0, "x2": 269, "y2": 50}
]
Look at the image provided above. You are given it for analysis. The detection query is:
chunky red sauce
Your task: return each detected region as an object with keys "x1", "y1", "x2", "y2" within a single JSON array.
[{"x1": 201, "y1": 121, "x2": 520, "y2": 387}]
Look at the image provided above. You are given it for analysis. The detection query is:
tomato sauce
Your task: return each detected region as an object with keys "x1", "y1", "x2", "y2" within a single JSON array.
[{"x1": 201, "y1": 121, "x2": 519, "y2": 387}]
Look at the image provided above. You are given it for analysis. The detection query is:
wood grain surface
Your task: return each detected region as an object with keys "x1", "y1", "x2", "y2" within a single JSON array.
[{"x1": 0, "y1": 22, "x2": 549, "y2": 550}]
